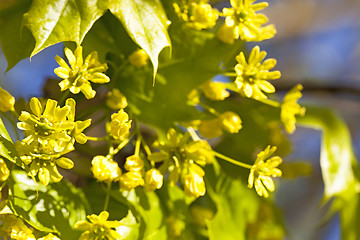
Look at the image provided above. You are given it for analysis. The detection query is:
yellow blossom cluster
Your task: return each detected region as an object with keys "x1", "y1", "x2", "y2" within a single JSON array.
[{"x1": 16, "y1": 97, "x2": 91, "y2": 185}]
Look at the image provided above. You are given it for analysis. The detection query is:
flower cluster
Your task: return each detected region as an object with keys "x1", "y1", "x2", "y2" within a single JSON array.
[
  {"x1": 91, "y1": 155, "x2": 121, "y2": 183},
  {"x1": 248, "y1": 146, "x2": 282, "y2": 198},
  {"x1": 55, "y1": 46, "x2": 110, "y2": 99},
  {"x1": 110, "y1": 109, "x2": 132, "y2": 141},
  {"x1": 149, "y1": 128, "x2": 215, "y2": 198},
  {"x1": 16, "y1": 98, "x2": 90, "y2": 185}
]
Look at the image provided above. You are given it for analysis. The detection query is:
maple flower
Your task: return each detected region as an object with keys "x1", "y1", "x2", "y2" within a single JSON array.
[
  {"x1": 234, "y1": 46, "x2": 281, "y2": 99},
  {"x1": 183, "y1": 163, "x2": 206, "y2": 198},
  {"x1": 17, "y1": 98, "x2": 74, "y2": 153},
  {"x1": 110, "y1": 109, "x2": 132, "y2": 141},
  {"x1": 106, "y1": 88, "x2": 128, "y2": 110},
  {"x1": 54, "y1": 46, "x2": 110, "y2": 99},
  {"x1": 91, "y1": 156, "x2": 121, "y2": 183},
  {"x1": 75, "y1": 211, "x2": 121, "y2": 240},
  {"x1": 0, "y1": 86, "x2": 15, "y2": 112},
  {"x1": 128, "y1": 49, "x2": 149, "y2": 68},
  {"x1": 248, "y1": 146, "x2": 282, "y2": 198},
  {"x1": 0, "y1": 158, "x2": 10, "y2": 182},
  {"x1": 202, "y1": 80, "x2": 230, "y2": 101},
  {"x1": 281, "y1": 84, "x2": 306, "y2": 134},
  {"x1": 185, "y1": 140, "x2": 215, "y2": 166},
  {"x1": 144, "y1": 168, "x2": 163, "y2": 192},
  {"x1": 222, "y1": 0, "x2": 275, "y2": 41}
]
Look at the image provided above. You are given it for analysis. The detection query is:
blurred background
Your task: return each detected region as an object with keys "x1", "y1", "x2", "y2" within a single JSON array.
[{"x1": 0, "y1": 0, "x2": 360, "y2": 239}]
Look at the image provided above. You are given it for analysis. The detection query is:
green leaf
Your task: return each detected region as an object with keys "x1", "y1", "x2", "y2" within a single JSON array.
[
  {"x1": 297, "y1": 106, "x2": 360, "y2": 201},
  {"x1": 23, "y1": 0, "x2": 107, "y2": 57},
  {"x1": 207, "y1": 178, "x2": 259, "y2": 240},
  {"x1": 111, "y1": 189, "x2": 167, "y2": 240},
  {"x1": 0, "y1": 0, "x2": 34, "y2": 70},
  {"x1": 117, "y1": 210, "x2": 140, "y2": 240},
  {"x1": 0, "y1": 117, "x2": 25, "y2": 169},
  {"x1": 108, "y1": 0, "x2": 171, "y2": 81},
  {"x1": 8, "y1": 170, "x2": 89, "y2": 239}
]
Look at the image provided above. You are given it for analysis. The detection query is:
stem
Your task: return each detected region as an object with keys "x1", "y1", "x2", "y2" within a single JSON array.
[
  {"x1": 134, "y1": 136, "x2": 141, "y2": 156},
  {"x1": 59, "y1": 90, "x2": 70, "y2": 106},
  {"x1": 86, "y1": 136, "x2": 107, "y2": 142},
  {"x1": 256, "y1": 98, "x2": 281, "y2": 108},
  {"x1": 103, "y1": 182, "x2": 112, "y2": 211},
  {"x1": 187, "y1": 127, "x2": 200, "y2": 141},
  {"x1": 199, "y1": 103, "x2": 220, "y2": 116},
  {"x1": 213, "y1": 151, "x2": 252, "y2": 169}
]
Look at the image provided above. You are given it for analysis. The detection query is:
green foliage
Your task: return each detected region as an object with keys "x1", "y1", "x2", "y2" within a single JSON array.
[
  {"x1": 0, "y1": 0, "x2": 358, "y2": 239},
  {"x1": 8, "y1": 170, "x2": 88, "y2": 239}
]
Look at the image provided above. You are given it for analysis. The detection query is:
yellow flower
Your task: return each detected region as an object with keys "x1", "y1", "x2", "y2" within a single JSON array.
[
  {"x1": 38, "y1": 233, "x2": 61, "y2": 240},
  {"x1": 144, "y1": 168, "x2": 163, "y2": 192},
  {"x1": 248, "y1": 146, "x2": 282, "y2": 198},
  {"x1": 54, "y1": 46, "x2": 110, "y2": 99},
  {"x1": 219, "y1": 111, "x2": 242, "y2": 133},
  {"x1": 183, "y1": 163, "x2": 206, "y2": 198},
  {"x1": 0, "y1": 86, "x2": 15, "y2": 112},
  {"x1": 234, "y1": 46, "x2": 281, "y2": 99},
  {"x1": 202, "y1": 80, "x2": 230, "y2": 101},
  {"x1": 188, "y1": 3, "x2": 218, "y2": 30},
  {"x1": 222, "y1": 0, "x2": 275, "y2": 41},
  {"x1": 281, "y1": 84, "x2": 306, "y2": 134},
  {"x1": 0, "y1": 158, "x2": 10, "y2": 181},
  {"x1": 124, "y1": 155, "x2": 144, "y2": 173},
  {"x1": 128, "y1": 49, "x2": 149, "y2": 68},
  {"x1": 17, "y1": 98, "x2": 74, "y2": 153},
  {"x1": 0, "y1": 214, "x2": 36, "y2": 240},
  {"x1": 91, "y1": 156, "x2": 121, "y2": 182},
  {"x1": 75, "y1": 211, "x2": 121, "y2": 240},
  {"x1": 185, "y1": 140, "x2": 215, "y2": 166},
  {"x1": 110, "y1": 109, "x2": 132, "y2": 141},
  {"x1": 173, "y1": 1, "x2": 218, "y2": 30},
  {"x1": 106, "y1": 88, "x2": 128, "y2": 110},
  {"x1": 119, "y1": 171, "x2": 144, "y2": 191}
]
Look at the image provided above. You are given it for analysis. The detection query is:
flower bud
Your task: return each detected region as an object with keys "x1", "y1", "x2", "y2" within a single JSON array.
[
  {"x1": 110, "y1": 109, "x2": 132, "y2": 140},
  {"x1": 183, "y1": 164, "x2": 206, "y2": 198},
  {"x1": 91, "y1": 155, "x2": 121, "y2": 182},
  {"x1": 106, "y1": 88, "x2": 128, "y2": 110},
  {"x1": 0, "y1": 158, "x2": 10, "y2": 182},
  {"x1": 120, "y1": 171, "x2": 144, "y2": 190},
  {"x1": 0, "y1": 86, "x2": 15, "y2": 112},
  {"x1": 129, "y1": 49, "x2": 148, "y2": 68},
  {"x1": 220, "y1": 111, "x2": 242, "y2": 133},
  {"x1": 124, "y1": 155, "x2": 144, "y2": 172},
  {"x1": 202, "y1": 80, "x2": 229, "y2": 101},
  {"x1": 144, "y1": 169, "x2": 163, "y2": 192},
  {"x1": 198, "y1": 119, "x2": 223, "y2": 139}
]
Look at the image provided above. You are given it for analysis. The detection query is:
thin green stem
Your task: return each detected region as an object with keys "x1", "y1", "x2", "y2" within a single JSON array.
[
  {"x1": 87, "y1": 136, "x2": 107, "y2": 142},
  {"x1": 134, "y1": 136, "x2": 141, "y2": 156},
  {"x1": 59, "y1": 90, "x2": 70, "y2": 106},
  {"x1": 213, "y1": 151, "x2": 252, "y2": 169},
  {"x1": 256, "y1": 98, "x2": 281, "y2": 108},
  {"x1": 103, "y1": 182, "x2": 112, "y2": 211},
  {"x1": 199, "y1": 103, "x2": 220, "y2": 116}
]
